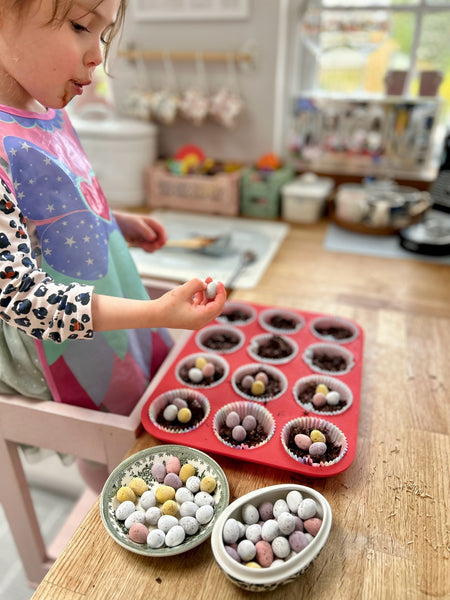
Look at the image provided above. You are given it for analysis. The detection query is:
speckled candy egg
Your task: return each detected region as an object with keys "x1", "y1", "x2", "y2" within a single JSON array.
[
  {"x1": 223, "y1": 518, "x2": 240, "y2": 544},
  {"x1": 172, "y1": 396, "x2": 188, "y2": 409},
  {"x1": 225, "y1": 411, "x2": 240, "y2": 428},
  {"x1": 242, "y1": 415, "x2": 257, "y2": 431},
  {"x1": 145, "y1": 506, "x2": 161, "y2": 526},
  {"x1": 309, "y1": 441, "x2": 327, "y2": 457},
  {"x1": 232, "y1": 425, "x2": 246, "y2": 442},
  {"x1": 273, "y1": 498, "x2": 289, "y2": 518},
  {"x1": 286, "y1": 490, "x2": 303, "y2": 513},
  {"x1": 163, "y1": 404, "x2": 178, "y2": 421},
  {"x1": 165, "y1": 525, "x2": 186, "y2": 547},
  {"x1": 185, "y1": 475, "x2": 201, "y2": 493},
  {"x1": 116, "y1": 486, "x2": 136, "y2": 503},
  {"x1": 251, "y1": 380, "x2": 265, "y2": 396},
  {"x1": 124, "y1": 510, "x2": 146, "y2": 530},
  {"x1": 196, "y1": 504, "x2": 214, "y2": 525},
  {"x1": 205, "y1": 280, "x2": 218, "y2": 300},
  {"x1": 115, "y1": 500, "x2": 136, "y2": 521},
  {"x1": 258, "y1": 501, "x2": 274, "y2": 521},
  {"x1": 326, "y1": 390, "x2": 340, "y2": 406},
  {"x1": 179, "y1": 516, "x2": 199, "y2": 536},
  {"x1": 241, "y1": 375, "x2": 254, "y2": 390},
  {"x1": 179, "y1": 501, "x2": 198, "y2": 518},
  {"x1": 242, "y1": 503, "x2": 259, "y2": 525},
  {"x1": 128, "y1": 522, "x2": 148, "y2": 544},
  {"x1": 188, "y1": 367, "x2": 204, "y2": 383},
  {"x1": 288, "y1": 530, "x2": 309, "y2": 553},
  {"x1": 155, "y1": 485, "x2": 176, "y2": 503},
  {"x1": 128, "y1": 477, "x2": 148, "y2": 496},
  {"x1": 158, "y1": 514, "x2": 178, "y2": 533},
  {"x1": 237, "y1": 539, "x2": 256, "y2": 562},
  {"x1": 255, "y1": 371, "x2": 269, "y2": 385},
  {"x1": 194, "y1": 491, "x2": 214, "y2": 507},
  {"x1": 255, "y1": 540, "x2": 274, "y2": 567},
  {"x1": 179, "y1": 463, "x2": 196, "y2": 483},
  {"x1": 202, "y1": 362, "x2": 215, "y2": 378},
  {"x1": 161, "y1": 500, "x2": 179, "y2": 516},
  {"x1": 261, "y1": 519, "x2": 279, "y2": 542},
  {"x1": 298, "y1": 498, "x2": 317, "y2": 520},
  {"x1": 200, "y1": 476, "x2": 217, "y2": 494},
  {"x1": 295, "y1": 433, "x2": 312, "y2": 451},
  {"x1": 304, "y1": 517, "x2": 322, "y2": 537},
  {"x1": 166, "y1": 456, "x2": 181, "y2": 474},
  {"x1": 164, "y1": 472, "x2": 182, "y2": 490},
  {"x1": 151, "y1": 462, "x2": 166, "y2": 482},
  {"x1": 310, "y1": 429, "x2": 326, "y2": 444},
  {"x1": 312, "y1": 392, "x2": 327, "y2": 408},
  {"x1": 277, "y1": 512, "x2": 296, "y2": 535},
  {"x1": 245, "y1": 523, "x2": 262, "y2": 544},
  {"x1": 177, "y1": 407, "x2": 192, "y2": 423},
  {"x1": 175, "y1": 487, "x2": 194, "y2": 504},
  {"x1": 147, "y1": 528, "x2": 165, "y2": 549},
  {"x1": 140, "y1": 490, "x2": 156, "y2": 510},
  {"x1": 272, "y1": 536, "x2": 290, "y2": 559}
]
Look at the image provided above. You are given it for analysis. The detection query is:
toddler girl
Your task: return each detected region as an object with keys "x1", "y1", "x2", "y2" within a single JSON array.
[{"x1": 0, "y1": 0, "x2": 227, "y2": 416}]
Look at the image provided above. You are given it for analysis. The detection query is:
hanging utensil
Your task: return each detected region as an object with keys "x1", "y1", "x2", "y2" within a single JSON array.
[{"x1": 225, "y1": 249, "x2": 257, "y2": 289}]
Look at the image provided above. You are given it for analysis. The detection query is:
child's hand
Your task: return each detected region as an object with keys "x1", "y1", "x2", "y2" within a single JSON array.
[
  {"x1": 114, "y1": 211, "x2": 167, "y2": 252},
  {"x1": 153, "y1": 278, "x2": 227, "y2": 330}
]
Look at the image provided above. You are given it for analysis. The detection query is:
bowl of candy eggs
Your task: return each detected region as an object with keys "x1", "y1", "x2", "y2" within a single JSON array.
[
  {"x1": 210, "y1": 484, "x2": 331, "y2": 592},
  {"x1": 100, "y1": 445, "x2": 229, "y2": 556}
]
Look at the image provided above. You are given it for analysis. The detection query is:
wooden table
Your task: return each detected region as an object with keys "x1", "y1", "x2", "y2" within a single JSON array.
[{"x1": 32, "y1": 220, "x2": 450, "y2": 600}]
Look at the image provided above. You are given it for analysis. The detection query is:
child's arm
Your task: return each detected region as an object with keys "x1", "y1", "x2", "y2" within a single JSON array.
[
  {"x1": 113, "y1": 211, "x2": 167, "y2": 253},
  {"x1": 91, "y1": 278, "x2": 227, "y2": 332}
]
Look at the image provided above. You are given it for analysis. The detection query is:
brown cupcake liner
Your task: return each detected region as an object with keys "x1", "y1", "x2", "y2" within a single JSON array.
[
  {"x1": 175, "y1": 353, "x2": 229, "y2": 388},
  {"x1": 149, "y1": 388, "x2": 210, "y2": 433},
  {"x1": 259, "y1": 308, "x2": 305, "y2": 335},
  {"x1": 196, "y1": 325, "x2": 245, "y2": 355},
  {"x1": 213, "y1": 401, "x2": 275, "y2": 450},
  {"x1": 292, "y1": 374, "x2": 353, "y2": 416},
  {"x1": 310, "y1": 316, "x2": 359, "y2": 344},
  {"x1": 281, "y1": 416, "x2": 348, "y2": 467},
  {"x1": 216, "y1": 301, "x2": 257, "y2": 326},
  {"x1": 247, "y1": 333, "x2": 298, "y2": 365},
  {"x1": 231, "y1": 363, "x2": 288, "y2": 403},
  {"x1": 303, "y1": 343, "x2": 355, "y2": 376}
]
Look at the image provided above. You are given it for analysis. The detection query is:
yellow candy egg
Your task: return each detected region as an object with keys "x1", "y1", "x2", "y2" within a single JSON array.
[
  {"x1": 177, "y1": 407, "x2": 192, "y2": 423},
  {"x1": 310, "y1": 429, "x2": 326, "y2": 444},
  {"x1": 315, "y1": 383, "x2": 329, "y2": 396},
  {"x1": 246, "y1": 562, "x2": 262, "y2": 569},
  {"x1": 179, "y1": 463, "x2": 196, "y2": 483},
  {"x1": 128, "y1": 477, "x2": 148, "y2": 496},
  {"x1": 195, "y1": 357, "x2": 207, "y2": 370},
  {"x1": 161, "y1": 500, "x2": 179, "y2": 516},
  {"x1": 155, "y1": 484, "x2": 176, "y2": 503},
  {"x1": 116, "y1": 486, "x2": 136, "y2": 503},
  {"x1": 200, "y1": 475, "x2": 217, "y2": 493},
  {"x1": 251, "y1": 380, "x2": 265, "y2": 396}
]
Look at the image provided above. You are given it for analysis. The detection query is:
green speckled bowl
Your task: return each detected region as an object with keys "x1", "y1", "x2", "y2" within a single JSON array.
[{"x1": 100, "y1": 445, "x2": 230, "y2": 557}]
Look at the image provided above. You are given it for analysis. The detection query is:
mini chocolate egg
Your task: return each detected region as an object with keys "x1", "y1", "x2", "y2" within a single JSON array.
[
  {"x1": 309, "y1": 441, "x2": 327, "y2": 457},
  {"x1": 188, "y1": 367, "x2": 204, "y2": 383},
  {"x1": 241, "y1": 375, "x2": 254, "y2": 390},
  {"x1": 245, "y1": 523, "x2": 262, "y2": 544},
  {"x1": 273, "y1": 498, "x2": 289, "y2": 518},
  {"x1": 326, "y1": 390, "x2": 340, "y2": 406},
  {"x1": 258, "y1": 501, "x2": 274, "y2": 521},
  {"x1": 261, "y1": 519, "x2": 279, "y2": 542},
  {"x1": 255, "y1": 540, "x2": 274, "y2": 567},
  {"x1": 155, "y1": 484, "x2": 176, "y2": 503},
  {"x1": 200, "y1": 475, "x2": 217, "y2": 493},
  {"x1": 196, "y1": 504, "x2": 214, "y2": 525},
  {"x1": 165, "y1": 525, "x2": 186, "y2": 547},
  {"x1": 128, "y1": 522, "x2": 148, "y2": 544},
  {"x1": 124, "y1": 510, "x2": 146, "y2": 530},
  {"x1": 172, "y1": 396, "x2": 188, "y2": 409},
  {"x1": 294, "y1": 433, "x2": 312, "y2": 451},
  {"x1": 164, "y1": 472, "x2": 182, "y2": 490},
  {"x1": 286, "y1": 490, "x2": 303, "y2": 513},
  {"x1": 225, "y1": 411, "x2": 240, "y2": 428},
  {"x1": 128, "y1": 477, "x2": 148, "y2": 496},
  {"x1": 116, "y1": 486, "x2": 136, "y2": 503},
  {"x1": 272, "y1": 536, "x2": 290, "y2": 559},
  {"x1": 312, "y1": 392, "x2": 327, "y2": 408},
  {"x1": 145, "y1": 506, "x2": 161, "y2": 526},
  {"x1": 288, "y1": 530, "x2": 309, "y2": 553},
  {"x1": 310, "y1": 429, "x2": 326, "y2": 444},
  {"x1": 177, "y1": 407, "x2": 192, "y2": 423},
  {"x1": 140, "y1": 490, "x2": 156, "y2": 510},
  {"x1": 179, "y1": 501, "x2": 198, "y2": 518},
  {"x1": 158, "y1": 514, "x2": 178, "y2": 533},
  {"x1": 195, "y1": 356, "x2": 207, "y2": 370},
  {"x1": 161, "y1": 499, "x2": 179, "y2": 516},
  {"x1": 186, "y1": 475, "x2": 201, "y2": 493},
  {"x1": 223, "y1": 519, "x2": 240, "y2": 544},
  {"x1": 225, "y1": 545, "x2": 241, "y2": 562},
  {"x1": 115, "y1": 500, "x2": 136, "y2": 521},
  {"x1": 237, "y1": 539, "x2": 256, "y2": 562},
  {"x1": 298, "y1": 498, "x2": 317, "y2": 520},
  {"x1": 147, "y1": 528, "x2": 165, "y2": 548},
  {"x1": 232, "y1": 424, "x2": 247, "y2": 442},
  {"x1": 194, "y1": 491, "x2": 214, "y2": 507},
  {"x1": 242, "y1": 503, "x2": 259, "y2": 525},
  {"x1": 179, "y1": 463, "x2": 196, "y2": 483},
  {"x1": 175, "y1": 487, "x2": 194, "y2": 504},
  {"x1": 163, "y1": 404, "x2": 178, "y2": 421},
  {"x1": 166, "y1": 456, "x2": 181, "y2": 474},
  {"x1": 242, "y1": 414, "x2": 257, "y2": 431},
  {"x1": 255, "y1": 371, "x2": 269, "y2": 386},
  {"x1": 246, "y1": 561, "x2": 262, "y2": 569},
  {"x1": 251, "y1": 380, "x2": 265, "y2": 396},
  {"x1": 205, "y1": 280, "x2": 218, "y2": 300},
  {"x1": 202, "y1": 362, "x2": 215, "y2": 378},
  {"x1": 151, "y1": 462, "x2": 166, "y2": 482},
  {"x1": 315, "y1": 383, "x2": 329, "y2": 395},
  {"x1": 179, "y1": 516, "x2": 199, "y2": 536},
  {"x1": 303, "y1": 517, "x2": 322, "y2": 537}
]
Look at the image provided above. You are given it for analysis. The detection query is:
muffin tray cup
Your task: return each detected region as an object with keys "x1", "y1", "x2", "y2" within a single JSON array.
[{"x1": 141, "y1": 302, "x2": 364, "y2": 478}]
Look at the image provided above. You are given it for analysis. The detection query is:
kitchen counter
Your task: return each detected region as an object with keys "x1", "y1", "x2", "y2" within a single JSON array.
[{"x1": 31, "y1": 219, "x2": 449, "y2": 600}]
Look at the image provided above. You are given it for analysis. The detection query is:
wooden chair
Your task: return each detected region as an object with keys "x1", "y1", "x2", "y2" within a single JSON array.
[{"x1": 0, "y1": 278, "x2": 186, "y2": 587}]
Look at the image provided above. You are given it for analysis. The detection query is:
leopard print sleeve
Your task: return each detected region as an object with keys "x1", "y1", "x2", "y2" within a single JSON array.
[{"x1": 0, "y1": 178, "x2": 94, "y2": 342}]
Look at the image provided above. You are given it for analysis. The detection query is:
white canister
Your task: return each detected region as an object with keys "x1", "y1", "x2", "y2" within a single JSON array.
[
  {"x1": 72, "y1": 110, "x2": 157, "y2": 208},
  {"x1": 281, "y1": 173, "x2": 334, "y2": 224}
]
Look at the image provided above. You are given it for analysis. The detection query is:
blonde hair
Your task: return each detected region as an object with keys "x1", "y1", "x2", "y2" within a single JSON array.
[{"x1": 6, "y1": 0, "x2": 128, "y2": 72}]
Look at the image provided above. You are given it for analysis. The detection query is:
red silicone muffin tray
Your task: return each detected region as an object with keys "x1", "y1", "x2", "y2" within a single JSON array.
[{"x1": 141, "y1": 301, "x2": 364, "y2": 478}]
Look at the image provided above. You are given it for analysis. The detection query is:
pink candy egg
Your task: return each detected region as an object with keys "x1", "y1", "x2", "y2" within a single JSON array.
[
  {"x1": 202, "y1": 362, "x2": 215, "y2": 378},
  {"x1": 303, "y1": 517, "x2": 322, "y2": 537},
  {"x1": 166, "y1": 455, "x2": 181, "y2": 474},
  {"x1": 294, "y1": 433, "x2": 312, "y2": 451},
  {"x1": 128, "y1": 522, "x2": 148, "y2": 544}
]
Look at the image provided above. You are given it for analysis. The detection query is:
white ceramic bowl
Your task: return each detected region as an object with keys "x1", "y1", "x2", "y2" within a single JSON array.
[
  {"x1": 211, "y1": 484, "x2": 331, "y2": 592},
  {"x1": 100, "y1": 445, "x2": 230, "y2": 557}
]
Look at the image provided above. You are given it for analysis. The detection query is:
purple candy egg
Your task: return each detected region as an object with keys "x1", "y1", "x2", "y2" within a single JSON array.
[
  {"x1": 225, "y1": 411, "x2": 240, "y2": 428},
  {"x1": 232, "y1": 425, "x2": 247, "y2": 442},
  {"x1": 242, "y1": 415, "x2": 257, "y2": 431}
]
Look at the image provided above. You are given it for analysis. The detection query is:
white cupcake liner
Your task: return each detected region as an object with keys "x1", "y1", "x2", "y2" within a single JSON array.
[
  {"x1": 310, "y1": 316, "x2": 359, "y2": 344},
  {"x1": 213, "y1": 401, "x2": 275, "y2": 450},
  {"x1": 292, "y1": 374, "x2": 353, "y2": 416},
  {"x1": 247, "y1": 333, "x2": 298, "y2": 365},
  {"x1": 216, "y1": 302, "x2": 257, "y2": 326},
  {"x1": 281, "y1": 416, "x2": 347, "y2": 467},
  {"x1": 175, "y1": 353, "x2": 229, "y2": 388},
  {"x1": 149, "y1": 388, "x2": 210, "y2": 433},
  {"x1": 196, "y1": 325, "x2": 245, "y2": 355},
  {"x1": 259, "y1": 308, "x2": 305, "y2": 335},
  {"x1": 303, "y1": 343, "x2": 355, "y2": 376},
  {"x1": 231, "y1": 363, "x2": 288, "y2": 403}
]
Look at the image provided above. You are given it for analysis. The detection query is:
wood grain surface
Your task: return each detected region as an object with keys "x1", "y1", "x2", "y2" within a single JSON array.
[{"x1": 31, "y1": 220, "x2": 450, "y2": 600}]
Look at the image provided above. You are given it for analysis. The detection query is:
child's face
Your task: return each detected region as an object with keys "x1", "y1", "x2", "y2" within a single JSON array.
[{"x1": 0, "y1": 0, "x2": 121, "y2": 112}]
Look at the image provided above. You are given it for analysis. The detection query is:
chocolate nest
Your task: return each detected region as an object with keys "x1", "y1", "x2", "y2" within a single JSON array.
[
  {"x1": 218, "y1": 423, "x2": 268, "y2": 447},
  {"x1": 254, "y1": 335, "x2": 293, "y2": 360},
  {"x1": 287, "y1": 425, "x2": 342, "y2": 464},
  {"x1": 296, "y1": 381, "x2": 347, "y2": 413},
  {"x1": 201, "y1": 331, "x2": 241, "y2": 351},
  {"x1": 156, "y1": 397, "x2": 205, "y2": 431}
]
